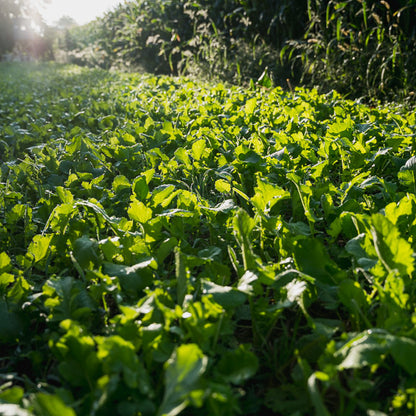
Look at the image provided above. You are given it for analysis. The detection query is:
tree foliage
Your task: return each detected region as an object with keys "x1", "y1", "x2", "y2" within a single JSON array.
[{"x1": 0, "y1": 0, "x2": 51, "y2": 59}]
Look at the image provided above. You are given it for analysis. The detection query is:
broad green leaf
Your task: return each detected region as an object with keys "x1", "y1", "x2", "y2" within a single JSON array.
[
  {"x1": 103, "y1": 259, "x2": 156, "y2": 295},
  {"x1": 73, "y1": 236, "x2": 99, "y2": 270},
  {"x1": 0, "y1": 273, "x2": 16, "y2": 288},
  {"x1": 217, "y1": 344, "x2": 259, "y2": 384},
  {"x1": 370, "y1": 213, "x2": 414, "y2": 277},
  {"x1": 151, "y1": 185, "x2": 177, "y2": 207},
  {"x1": 391, "y1": 336, "x2": 416, "y2": 375},
  {"x1": 336, "y1": 332, "x2": 389, "y2": 370},
  {"x1": 33, "y1": 393, "x2": 76, "y2": 416},
  {"x1": 201, "y1": 279, "x2": 246, "y2": 308},
  {"x1": 327, "y1": 118, "x2": 353, "y2": 137},
  {"x1": 27, "y1": 234, "x2": 53, "y2": 263},
  {"x1": 0, "y1": 386, "x2": 24, "y2": 404},
  {"x1": 191, "y1": 139, "x2": 206, "y2": 161},
  {"x1": 257, "y1": 69, "x2": 272, "y2": 88},
  {"x1": 56, "y1": 186, "x2": 74, "y2": 204},
  {"x1": 237, "y1": 271, "x2": 258, "y2": 294},
  {"x1": 6, "y1": 204, "x2": 30, "y2": 225},
  {"x1": 158, "y1": 344, "x2": 207, "y2": 416},
  {"x1": 174, "y1": 147, "x2": 191, "y2": 169},
  {"x1": 245, "y1": 98, "x2": 257, "y2": 115},
  {"x1": 202, "y1": 199, "x2": 235, "y2": 213},
  {"x1": 44, "y1": 276, "x2": 95, "y2": 321},
  {"x1": 156, "y1": 237, "x2": 178, "y2": 263},
  {"x1": 112, "y1": 175, "x2": 131, "y2": 192},
  {"x1": 338, "y1": 279, "x2": 368, "y2": 313},
  {"x1": 97, "y1": 335, "x2": 152, "y2": 393},
  {"x1": 0, "y1": 252, "x2": 11, "y2": 273},
  {"x1": 75, "y1": 200, "x2": 121, "y2": 230},
  {"x1": 128, "y1": 199, "x2": 152, "y2": 223},
  {"x1": 46, "y1": 203, "x2": 74, "y2": 233},
  {"x1": 215, "y1": 179, "x2": 231, "y2": 193},
  {"x1": 251, "y1": 178, "x2": 290, "y2": 213},
  {"x1": 133, "y1": 176, "x2": 149, "y2": 201},
  {"x1": 292, "y1": 238, "x2": 346, "y2": 284},
  {"x1": 400, "y1": 156, "x2": 416, "y2": 172},
  {"x1": 162, "y1": 120, "x2": 173, "y2": 133},
  {"x1": 384, "y1": 195, "x2": 415, "y2": 226}
]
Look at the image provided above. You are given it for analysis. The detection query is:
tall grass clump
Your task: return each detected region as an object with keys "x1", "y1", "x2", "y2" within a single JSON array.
[{"x1": 283, "y1": 0, "x2": 416, "y2": 102}]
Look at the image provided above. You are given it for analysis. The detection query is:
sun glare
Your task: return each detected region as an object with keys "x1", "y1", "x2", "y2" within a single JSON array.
[{"x1": 38, "y1": 0, "x2": 124, "y2": 26}]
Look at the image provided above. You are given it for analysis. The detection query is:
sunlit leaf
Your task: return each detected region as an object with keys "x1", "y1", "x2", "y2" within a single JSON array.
[
  {"x1": 158, "y1": 344, "x2": 207, "y2": 416},
  {"x1": 27, "y1": 234, "x2": 53, "y2": 263}
]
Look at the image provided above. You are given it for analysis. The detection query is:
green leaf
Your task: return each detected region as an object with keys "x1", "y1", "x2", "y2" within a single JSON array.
[
  {"x1": 292, "y1": 238, "x2": 346, "y2": 284},
  {"x1": 56, "y1": 186, "x2": 74, "y2": 204},
  {"x1": 336, "y1": 331, "x2": 391, "y2": 370},
  {"x1": 33, "y1": 393, "x2": 76, "y2": 416},
  {"x1": 27, "y1": 234, "x2": 53, "y2": 263},
  {"x1": 215, "y1": 179, "x2": 231, "y2": 193},
  {"x1": 156, "y1": 237, "x2": 178, "y2": 264},
  {"x1": 0, "y1": 386, "x2": 24, "y2": 404},
  {"x1": 97, "y1": 335, "x2": 152, "y2": 393},
  {"x1": 73, "y1": 236, "x2": 99, "y2": 270},
  {"x1": 151, "y1": 185, "x2": 177, "y2": 207},
  {"x1": 158, "y1": 344, "x2": 207, "y2": 416},
  {"x1": 191, "y1": 139, "x2": 206, "y2": 161},
  {"x1": 174, "y1": 147, "x2": 191, "y2": 169},
  {"x1": 338, "y1": 279, "x2": 368, "y2": 313},
  {"x1": 103, "y1": 259, "x2": 156, "y2": 295},
  {"x1": 238, "y1": 271, "x2": 258, "y2": 294},
  {"x1": 202, "y1": 280, "x2": 246, "y2": 308},
  {"x1": 217, "y1": 344, "x2": 259, "y2": 384},
  {"x1": 233, "y1": 209, "x2": 256, "y2": 270},
  {"x1": 0, "y1": 272, "x2": 15, "y2": 288},
  {"x1": 391, "y1": 336, "x2": 416, "y2": 375},
  {"x1": 202, "y1": 199, "x2": 235, "y2": 213},
  {"x1": 44, "y1": 276, "x2": 95, "y2": 321},
  {"x1": 112, "y1": 175, "x2": 131, "y2": 193},
  {"x1": 257, "y1": 69, "x2": 272, "y2": 88},
  {"x1": 251, "y1": 178, "x2": 290, "y2": 214},
  {"x1": 128, "y1": 199, "x2": 152, "y2": 223},
  {"x1": 245, "y1": 98, "x2": 257, "y2": 115},
  {"x1": 133, "y1": 176, "x2": 149, "y2": 201},
  {"x1": 370, "y1": 213, "x2": 414, "y2": 277},
  {"x1": 0, "y1": 252, "x2": 11, "y2": 273},
  {"x1": 400, "y1": 156, "x2": 416, "y2": 172},
  {"x1": 162, "y1": 121, "x2": 173, "y2": 133}
]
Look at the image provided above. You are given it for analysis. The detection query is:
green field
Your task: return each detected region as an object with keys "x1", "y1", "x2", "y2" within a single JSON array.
[{"x1": 1, "y1": 62, "x2": 416, "y2": 415}]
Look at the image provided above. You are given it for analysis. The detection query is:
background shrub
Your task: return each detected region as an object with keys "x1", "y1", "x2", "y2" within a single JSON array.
[{"x1": 54, "y1": 0, "x2": 416, "y2": 102}]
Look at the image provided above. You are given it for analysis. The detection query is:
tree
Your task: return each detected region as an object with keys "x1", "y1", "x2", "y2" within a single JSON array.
[{"x1": 0, "y1": 0, "x2": 45, "y2": 56}]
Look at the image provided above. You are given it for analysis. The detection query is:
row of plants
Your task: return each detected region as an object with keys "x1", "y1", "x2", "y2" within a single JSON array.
[
  {"x1": 57, "y1": 0, "x2": 416, "y2": 102},
  {"x1": 2, "y1": 62, "x2": 416, "y2": 415}
]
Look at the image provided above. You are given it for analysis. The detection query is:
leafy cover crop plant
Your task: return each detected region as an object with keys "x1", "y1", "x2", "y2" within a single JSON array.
[{"x1": 1, "y1": 62, "x2": 416, "y2": 415}]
